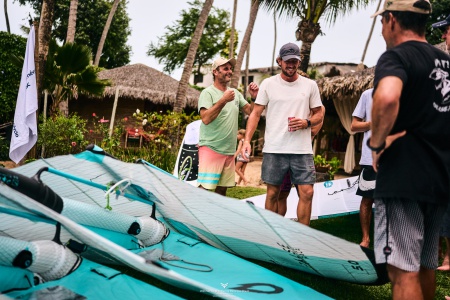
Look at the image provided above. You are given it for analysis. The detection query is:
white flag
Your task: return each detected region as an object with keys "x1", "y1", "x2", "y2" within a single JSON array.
[{"x1": 9, "y1": 26, "x2": 38, "y2": 164}]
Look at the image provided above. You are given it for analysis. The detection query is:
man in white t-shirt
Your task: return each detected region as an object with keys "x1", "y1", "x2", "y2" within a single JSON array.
[
  {"x1": 351, "y1": 88, "x2": 375, "y2": 248},
  {"x1": 242, "y1": 43, "x2": 323, "y2": 225}
]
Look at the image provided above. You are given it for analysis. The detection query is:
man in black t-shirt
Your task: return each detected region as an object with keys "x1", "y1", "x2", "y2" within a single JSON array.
[
  {"x1": 369, "y1": 1, "x2": 450, "y2": 299},
  {"x1": 432, "y1": 14, "x2": 450, "y2": 273}
]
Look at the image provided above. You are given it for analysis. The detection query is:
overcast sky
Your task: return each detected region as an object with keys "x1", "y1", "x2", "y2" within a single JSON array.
[{"x1": 1, "y1": 0, "x2": 386, "y2": 80}]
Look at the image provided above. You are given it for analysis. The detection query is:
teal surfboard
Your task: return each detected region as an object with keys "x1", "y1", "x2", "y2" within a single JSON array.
[{"x1": 0, "y1": 167, "x2": 331, "y2": 299}]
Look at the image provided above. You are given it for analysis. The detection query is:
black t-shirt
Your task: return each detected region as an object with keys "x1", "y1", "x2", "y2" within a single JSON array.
[{"x1": 373, "y1": 41, "x2": 450, "y2": 204}]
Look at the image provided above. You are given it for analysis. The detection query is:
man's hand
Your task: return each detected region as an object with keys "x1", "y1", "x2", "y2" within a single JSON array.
[
  {"x1": 222, "y1": 89, "x2": 235, "y2": 103},
  {"x1": 247, "y1": 82, "x2": 259, "y2": 100},
  {"x1": 372, "y1": 130, "x2": 407, "y2": 172},
  {"x1": 241, "y1": 141, "x2": 252, "y2": 162},
  {"x1": 288, "y1": 117, "x2": 309, "y2": 131}
]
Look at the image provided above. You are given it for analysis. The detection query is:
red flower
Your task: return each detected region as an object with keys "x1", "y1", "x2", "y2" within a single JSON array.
[
  {"x1": 123, "y1": 117, "x2": 128, "y2": 121},
  {"x1": 89, "y1": 129, "x2": 93, "y2": 133},
  {"x1": 71, "y1": 141, "x2": 77, "y2": 147},
  {"x1": 92, "y1": 113, "x2": 97, "y2": 117}
]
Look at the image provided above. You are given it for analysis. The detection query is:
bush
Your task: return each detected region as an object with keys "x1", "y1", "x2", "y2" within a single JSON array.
[
  {"x1": 0, "y1": 136, "x2": 9, "y2": 160},
  {"x1": 0, "y1": 32, "x2": 26, "y2": 124},
  {"x1": 38, "y1": 113, "x2": 89, "y2": 157}
]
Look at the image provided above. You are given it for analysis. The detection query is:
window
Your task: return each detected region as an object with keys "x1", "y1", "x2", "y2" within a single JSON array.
[
  {"x1": 241, "y1": 75, "x2": 254, "y2": 85},
  {"x1": 194, "y1": 74, "x2": 204, "y2": 83}
]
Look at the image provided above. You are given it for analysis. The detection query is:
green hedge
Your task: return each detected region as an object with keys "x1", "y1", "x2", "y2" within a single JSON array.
[{"x1": 0, "y1": 32, "x2": 26, "y2": 124}]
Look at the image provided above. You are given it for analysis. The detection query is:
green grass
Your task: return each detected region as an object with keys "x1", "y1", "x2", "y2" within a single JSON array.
[{"x1": 117, "y1": 186, "x2": 450, "y2": 299}]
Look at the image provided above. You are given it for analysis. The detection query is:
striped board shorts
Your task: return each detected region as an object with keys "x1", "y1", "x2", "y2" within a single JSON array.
[
  {"x1": 197, "y1": 146, "x2": 235, "y2": 190},
  {"x1": 374, "y1": 198, "x2": 446, "y2": 271}
]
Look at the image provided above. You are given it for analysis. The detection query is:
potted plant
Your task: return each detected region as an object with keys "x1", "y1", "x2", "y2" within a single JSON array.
[
  {"x1": 314, "y1": 154, "x2": 342, "y2": 181},
  {"x1": 314, "y1": 154, "x2": 329, "y2": 173},
  {"x1": 326, "y1": 157, "x2": 342, "y2": 180}
]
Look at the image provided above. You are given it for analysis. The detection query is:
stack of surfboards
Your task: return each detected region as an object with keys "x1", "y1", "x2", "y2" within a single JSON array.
[{"x1": 0, "y1": 160, "x2": 332, "y2": 299}]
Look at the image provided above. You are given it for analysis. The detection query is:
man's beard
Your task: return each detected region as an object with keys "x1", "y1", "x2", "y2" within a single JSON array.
[{"x1": 282, "y1": 68, "x2": 297, "y2": 78}]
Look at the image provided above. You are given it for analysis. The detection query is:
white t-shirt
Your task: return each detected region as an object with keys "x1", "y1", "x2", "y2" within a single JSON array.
[
  {"x1": 352, "y1": 88, "x2": 373, "y2": 166},
  {"x1": 255, "y1": 74, "x2": 322, "y2": 154}
]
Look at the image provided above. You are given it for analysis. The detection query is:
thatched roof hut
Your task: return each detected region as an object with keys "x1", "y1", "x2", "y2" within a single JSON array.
[
  {"x1": 98, "y1": 63, "x2": 200, "y2": 109},
  {"x1": 316, "y1": 42, "x2": 447, "y2": 103},
  {"x1": 316, "y1": 66, "x2": 375, "y2": 103}
]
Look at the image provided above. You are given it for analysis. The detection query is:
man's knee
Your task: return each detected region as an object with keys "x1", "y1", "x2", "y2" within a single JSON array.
[{"x1": 298, "y1": 185, "x2": 314, "y2": 200}]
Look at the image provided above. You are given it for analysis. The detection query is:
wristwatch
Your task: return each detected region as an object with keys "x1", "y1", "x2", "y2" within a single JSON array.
[
  {"x1": 306, "y1": 119, "x2": 311, "y2": 128},
  {"x1": 366, "y1": 138, "x2": 385, "y2": 154}
]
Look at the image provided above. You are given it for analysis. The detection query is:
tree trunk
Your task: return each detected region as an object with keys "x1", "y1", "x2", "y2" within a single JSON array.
[
  {"x1": 37, "y1": 0, "x2": 55, "y2": 112},
  {"x1": 65, "y1": 0, "x2": 78, "y2": 43},
  {"x1": 358, "y1": 0, "x2": 382, "y2": 70},
  {"x1": 94, "y1": 0, "x2": 120, "y2": 66},
  {"x1": 244, "y1": 42, "x2": 250, "y2": 99},
  {"x1": 4, "y1": 0, "x2": 11, "y2": 33},
  {"x1": 271, "y1": 9, "x2": 277, "y2": 75},
  {"x1": 296, "y1": 19, "x2": 321, "y2": 73},
  {"x1": 174, "y1": 0, "x2": 214, "y2": 112},
  {"x1": 230, "y1": 0, "x2": 259, "y2": 89},
  {"x1": 229, "y1": 0, "x2": 237, "y2": 59}
]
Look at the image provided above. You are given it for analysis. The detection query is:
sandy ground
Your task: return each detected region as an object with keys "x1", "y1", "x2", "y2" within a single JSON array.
[
  {"x1": 235, "y1": 159, "x2": 265, "y2": 188},
  {"x1": 0, "y1": 161, "x2": 17, "y2": 169}
]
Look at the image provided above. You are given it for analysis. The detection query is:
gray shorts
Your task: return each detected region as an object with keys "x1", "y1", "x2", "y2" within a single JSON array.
[
  {"x1": 261, "y1": 153, "x2": 316, "y2": 185},
  {"x1": 374, "y1": 198, "x2": 446, "y2": 271}
]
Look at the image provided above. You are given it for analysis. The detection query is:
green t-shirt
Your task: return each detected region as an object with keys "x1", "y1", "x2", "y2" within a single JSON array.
[{"x1": 198, "y1": 85, "x2": 248, "y2": 155}]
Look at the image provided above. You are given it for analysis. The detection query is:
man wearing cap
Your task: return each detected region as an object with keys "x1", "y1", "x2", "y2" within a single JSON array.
[
  {"x1": 431, "y1": 12, "x2": 450, "y2": 273},
  {"x1": 369, "y1": 1, "x2": 450, "y2": 299},
  {"x1": 241, "y1": 43, "x2": 323, "y2": 225},
  {"x1": 197, "y1": 57, "x2": 254, "y2": 196}
]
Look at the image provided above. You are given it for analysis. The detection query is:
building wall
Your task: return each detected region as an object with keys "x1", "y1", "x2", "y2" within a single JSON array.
[{"x1": 189, "y1": 62, "x2": 361, "y2": 89}]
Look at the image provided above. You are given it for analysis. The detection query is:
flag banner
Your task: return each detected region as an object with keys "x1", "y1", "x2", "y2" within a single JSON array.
[{"x1": 9, "y1": 25, "x2": 38, "y2": 164}]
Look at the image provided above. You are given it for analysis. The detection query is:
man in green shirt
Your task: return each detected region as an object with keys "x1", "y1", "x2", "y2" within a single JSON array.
[{"x1": 197, "y1": 57, "x2": 255, "y2": 195}]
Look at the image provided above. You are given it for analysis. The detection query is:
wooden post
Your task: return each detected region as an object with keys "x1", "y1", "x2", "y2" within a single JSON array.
[{"x1": 108, "y1": 86, "x2": 119, "y2": 137}]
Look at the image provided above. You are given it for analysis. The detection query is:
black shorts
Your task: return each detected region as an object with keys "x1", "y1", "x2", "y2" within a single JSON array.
[{"x1": 356, "y1": 165, "x2": 376, "y2": 198}]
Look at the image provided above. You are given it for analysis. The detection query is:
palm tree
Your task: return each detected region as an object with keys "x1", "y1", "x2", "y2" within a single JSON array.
[
  {"x1": 94, "y1": 0, "x2": 121, "y2": 66},
  {"x1": 259, "y1": 0, "x2": 376, "y2": 72},
  {"x1": 230, "y1": 0, "x2": 259, "y2": 88},
  {"x1": 4, "y1": 0, "x2": 11, "y2": 33},
  {"x1": 358, "y1": 0, "x2": 382, "y2": 70},
  {"x1": 36, "y1": 0, "x2": 55, "y2": 106},
  {"x1": 229, "y1": 0, "x2": 238, "y2": 59},
  {"x1": 66, "y1": 0, "x2": 78, "y2": 43},
  {"x1": 174, "y1": 0, "x2": 214, "y2": 112},
  {"x1": 271, "y1": 9, "x2": 277, "y2": 75},
  {"x1": 44, "y1": 41, "x2": 111, "y2": 116}
]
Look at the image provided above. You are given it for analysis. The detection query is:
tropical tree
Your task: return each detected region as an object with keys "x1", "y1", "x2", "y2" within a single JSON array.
[
  {"x1": 4, "y1": 0, "x2": 11, "y2": 33},
  {"x1": 147, "y1": 0, "x2": 228, "y2": 75},
  {"x1": 0, "y1": 32, "x2": 26, "y2": 124},
  {"x1": 259, "y1": 0, "x2": 377, "y2": 73},
  {"x1": 229, "y1": 0, "x2": 238, "y2": 58},
  {"x1": 271, "y1": 9, "x2": 278, "y2": 75},
  {"x1": 174, "y1": 0, "x2": 214, "y2": 112},
  {"x1": 230, "y1": 0, "x2": 259, "y2": 88},
  {"x1": 66, "y1": 0, "x2": 78, "y2": 43},
  {"x1": 44, "y1": 41, "x2": 111, "y2": 116},
  {"x1": 358, "y1": 0, "x2": 381, "y2": 69},
  {"x1": 36, "y1": 0, "x2": 55, "y2": 105},
  {"x1": 94, "y1": 0, "x2": 120, "y2": 66},
  {"x1": 220, "y1": 28, "x2": 239, "y2": 58},
  {"x1": 18, "y1": 0, "x2": 131, "y2": 69}
]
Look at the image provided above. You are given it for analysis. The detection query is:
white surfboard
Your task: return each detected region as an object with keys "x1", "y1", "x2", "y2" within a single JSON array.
[
  {"x1": 246, "y1": 176, "x2": 363, "y2": 219},
  {"x1": 173, "y1": 120, "x2": 201, "y2": 186}
]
